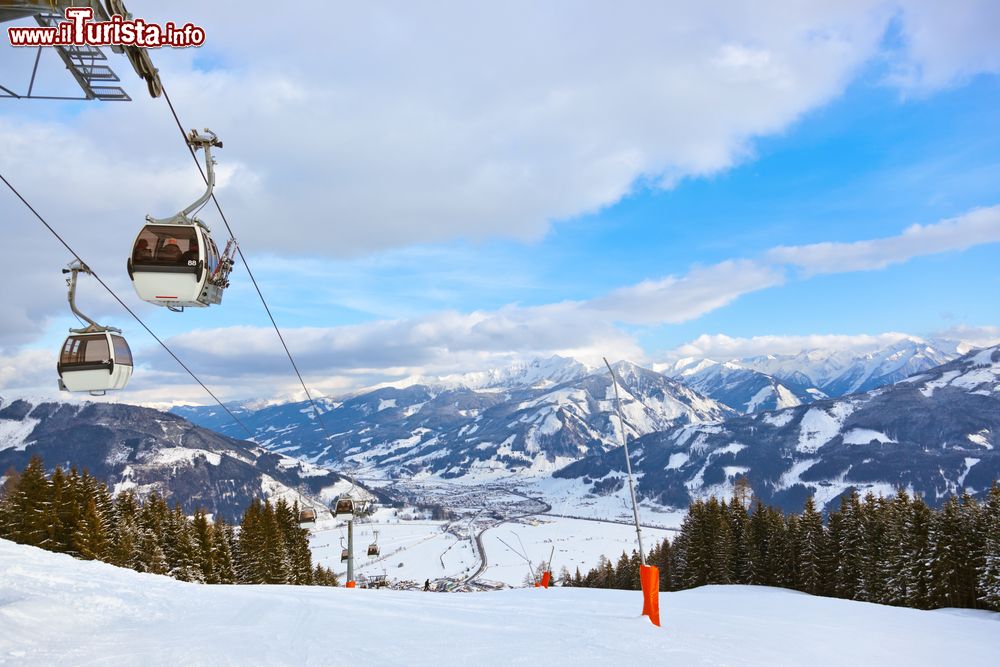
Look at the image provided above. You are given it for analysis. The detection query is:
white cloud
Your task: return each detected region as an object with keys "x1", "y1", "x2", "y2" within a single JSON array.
[
  {"x1": 3, "y1": 1, "x2": 1000, "y2": 402},
  {"x1": 931, "y1": 324, "x2": 1000, "y2": 353},
  {"x1": 664, "y1": 331, "x2": 925, "y2": 361},
  {"x1": 888, "y1": 0, "x2": 1000, "y2": 91},
  {"x1": 587, "y1": 260, "x2": 784, "y2": 324},
  {"x1": 0, "y1": 0, "x2": 965, "y2": 262},
  {"x1": 767, "y1": 205, "x2": 1000, "y2": 275}
]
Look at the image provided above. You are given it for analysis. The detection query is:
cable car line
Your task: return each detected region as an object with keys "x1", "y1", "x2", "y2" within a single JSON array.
[
  {"x1": 0, "y1": 171, "x2": 254, "y2": 438},
  {"x1": 159, "y1": 85, "x2": 333, "y2": 438}
]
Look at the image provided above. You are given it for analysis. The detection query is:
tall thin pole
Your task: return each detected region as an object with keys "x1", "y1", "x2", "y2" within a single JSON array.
[
  {"x1": 347, "y1": 518, "x2": 355, "y2": 583},
  {"x1": 604, "y1": 357, "x2": 646, "y2": 565}
]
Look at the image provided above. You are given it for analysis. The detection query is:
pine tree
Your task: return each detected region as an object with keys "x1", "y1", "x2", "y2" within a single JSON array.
[
  {"x1": 165, "y1": 505, "x2": 204, "y2": 583},
  {"x1": 903, "y1": 495, "x2": 934, "y2": 609},
  {"x1": 74, "y1": 497, "x2": 109, "y2": 560},
  {"x1": 0, "y1": 465, "x2": 20, "y2": 537},
  {"x1": 136, "y1": 528, "x2": 169, "y2": 575},
  {"x1": 928, "y1": 496, "x2": 963, "y2": 608},
  {"x1": 726, "y1": 497, "x2": 750, "y2": 585},
  {"x1": 797, "y1": 496, "x2": 825, "y2": 596},
  {"x1": 746, "y1": 501, "x2": 771, "y2": 586},
  {"x1": 211, "y1": 516, "x2": 236, "y2": 584},
  {"x1": 8, "y1": 456, "x2": 51, "y2": 547},
  {"x1": 883, "y1": 489, "x2": 911, "y2": 606},
  {"x1": 261, "y1": 500, "x2": 290, "y2": 584},
  {"x1": 784, "y1": 512, "x2": 801, "y2": 590},
  {"x1": 835, "y1": 490, "x2": 864, "y2": 599},
  {"x1": 978, "y1": 483, "x2": 1000, "y2": 610},
  {"x1": 859, "y1": 493, "x2": 888, "y2": 603},
  {"x1": 614, "y1": 551, "x2": 632, "y2": 589},
  {"x1": 236, "y1": 499, "x2": 267, "y2": 584},
  {"x1": 958, "y1": 491, "x2": 985, "y2": 608},
  {"x1": 708, "y1": 498, "x2": 732, "y2": 585},
  {"x1": 192, "y1": 509, "x2": 216, "y2": 583},
  {"x1": 45, "y1": 467, "x2": 73, "y2": 552}
]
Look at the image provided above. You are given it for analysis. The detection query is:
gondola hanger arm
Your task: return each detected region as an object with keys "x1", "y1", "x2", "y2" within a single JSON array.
[
  {"x1": 146, "y1": 128, "x2": 221, "y2": 226},
  {"x1": 63, "y1": 259, "x2": 118, "y2": 334}
]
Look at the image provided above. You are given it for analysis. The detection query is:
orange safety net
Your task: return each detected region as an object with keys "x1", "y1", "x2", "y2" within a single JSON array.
[
  {"x1": 346, "y1": 580, "x2": 356, "y2": 588},
  {"x1": 640, "y1": 564, "x2": 661, "y2": 627}
]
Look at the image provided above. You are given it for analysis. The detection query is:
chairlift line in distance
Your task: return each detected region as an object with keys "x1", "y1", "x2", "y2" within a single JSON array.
[
  {"x1": 127, "y1": 128, "x2": 237, "y2": 311},
  {"x1": 57, "y1": 260, "x2": 133, "y2": 395}
]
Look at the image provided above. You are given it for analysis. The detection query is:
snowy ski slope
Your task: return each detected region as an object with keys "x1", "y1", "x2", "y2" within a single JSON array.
[
  {"x1": 307, "y1": 509, "x2": 676, "y2": 585},
  {"x1": 1, "y1": 539, "x2": 997, "y2": 666}
]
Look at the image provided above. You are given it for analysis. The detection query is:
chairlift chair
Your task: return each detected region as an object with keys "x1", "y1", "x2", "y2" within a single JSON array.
[
  {"x1": 127, "y1": 129, "x2": 236, "y2": 311},
  {"x1": 57, "y1": 261, "x2": 132, "y2": 395}
]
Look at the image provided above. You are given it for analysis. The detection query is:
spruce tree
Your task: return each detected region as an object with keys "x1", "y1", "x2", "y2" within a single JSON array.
[
  {"x1": 928, "y1": 496, "x2": 963, "y2": 608},
  {"x1": 746, "y1": 501, "x2": 771, "y2": 586},
  {"x1": 797, "y1": 496, "x2": 825, "y2": 595},
  {"x1": 903, "y1": 496, "x2": 934, "y2": 609},
  {"x1": 978, "y1": 483, "x2": 1000, "y2": 610},
  {"x1": 74, "y1": 497, "x2": 109, "y2": 561},
  {"x1": 835, "y1": 490, "x2": 864, "y2": 599},
  {"x1": 192, "y1": 509, "x2": 216, "y2": 583},
  {"x1": 726, "y1": 497, "x2": 750, "y2": 585},
  {"x1": 211, "y1": 516, "x2": 236, "y2": 584},
  {"x1": 958, "y1": 491, "x2": 985, "y2": 608},
  {"x1": 859, "y1": 493, "x2": 888, "y2": 603}
]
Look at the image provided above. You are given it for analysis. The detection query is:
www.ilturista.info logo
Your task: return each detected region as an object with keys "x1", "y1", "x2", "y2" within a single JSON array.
[{"x1": 7, "y1": 7, "x2": 205, "y2": 48}]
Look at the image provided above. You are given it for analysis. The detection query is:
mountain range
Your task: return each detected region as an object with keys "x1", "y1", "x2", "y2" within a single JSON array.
[
  {"x1": 0, "y1": 397, "x2": 352, "y2": 521},
  {"x1": 3, "y1": 338, "x2": 994, "y2": 518},
  {"x1": 175, "y1": 361, "x2": 734, "y2": 479},
  {"x1": 658, "y1": 336, "x2": 956, "y2": 413},
  {"x1": 558, "y1": 345, "x2": 1000, "y2": 511}
]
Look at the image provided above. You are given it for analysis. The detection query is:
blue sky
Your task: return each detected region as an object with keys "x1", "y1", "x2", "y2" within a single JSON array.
[{"x1": 1, "y1": 1, "x2": 999, "y2": 403}]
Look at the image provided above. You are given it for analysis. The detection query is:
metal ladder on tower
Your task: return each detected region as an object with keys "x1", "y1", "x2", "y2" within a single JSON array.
[{"x1": 33, "y1": 10, "x2": 130, "y2": 101}]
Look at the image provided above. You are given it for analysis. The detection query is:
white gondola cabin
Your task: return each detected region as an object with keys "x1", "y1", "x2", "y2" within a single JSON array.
[
  {"x1": 334, "y1": 496, "x2": 355, "y2": 517},
  {"x1": 58, "y1": 331, "x2": 133, "y2": 395},
  {"x1": 340, "y1": 548, "x2": 349, "y2": 563},
  {"x1": 367, "y1": 542, "x2": 380, "y2": 557},
  {"x1": 57, "y1": 260, "x2": 133, "y2": 396},
  {"x1": 128, "y1": 223, "x2": 230, "y2": 310},
  {"x1": 128, "y1": 129, "x2": 235, "y2": 311}
]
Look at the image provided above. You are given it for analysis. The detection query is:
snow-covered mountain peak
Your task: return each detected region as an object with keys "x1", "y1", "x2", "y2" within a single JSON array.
[{"x1": 439, "y1": 355, "x2": 592, "y2": 390}]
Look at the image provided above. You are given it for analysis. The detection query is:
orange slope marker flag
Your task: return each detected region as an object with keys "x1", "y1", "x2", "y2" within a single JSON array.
[{"x1": 640, "y1": 564, "x2": 661, "y2": 627}]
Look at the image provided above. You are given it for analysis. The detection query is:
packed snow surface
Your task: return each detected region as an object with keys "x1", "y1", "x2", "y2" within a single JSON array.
[{"x1": 1, "y1": 539, "x2": 998, "y2": 666}]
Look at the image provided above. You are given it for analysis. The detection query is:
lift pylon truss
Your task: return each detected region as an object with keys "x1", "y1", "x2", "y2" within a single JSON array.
[{"x1": 0, "y1": 0, "x2": 161, "y2": 101}]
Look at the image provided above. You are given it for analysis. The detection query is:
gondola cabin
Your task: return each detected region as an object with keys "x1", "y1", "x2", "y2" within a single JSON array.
[
  {"x1": 334, "y1": 496, "x2": 355, "y2": 516},
  {"x1": 367, "y1": 542, "x2": 380, "y2": 557},
  {"x1": 57, "y1": 332, "x2": 133, "y2": 395},
  {"x1": 127, "y1": 223, "x2": 227, "y2": 310},
  {"x1": 340, "y1": 548, "x2": 349, "y2": 563},
  {"x1": 298, "y1": 509, "x2": 317, "y2": 528}
]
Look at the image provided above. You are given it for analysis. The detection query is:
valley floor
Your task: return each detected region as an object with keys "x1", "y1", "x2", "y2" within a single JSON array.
[{"x1": 1, "y1": 539, "x2": 997, "y2": 666}]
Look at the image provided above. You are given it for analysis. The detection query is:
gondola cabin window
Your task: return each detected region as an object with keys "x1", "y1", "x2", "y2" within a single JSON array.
[
  {"x1": 206, "y1": 237, "x2": 220, "y2": 274},
  {"x1": 59, "y1": 335, "x2": 110, "y2": 367},
  {"x1": 132, "y1": 225, "x2": 199, "y2": 268},
  {"x1": 111, "y1": 335, "x2": 133, "y2": 366}
]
